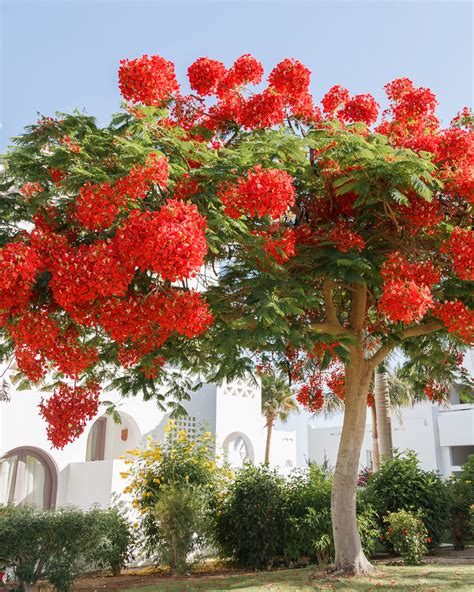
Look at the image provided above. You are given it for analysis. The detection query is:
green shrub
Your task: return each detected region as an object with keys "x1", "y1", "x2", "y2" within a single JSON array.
[
  {"x1": 283, "y1": 465, "x2": 334, "y2": 565},
  {"x1": 383, "y1": 509, "x2": 428, "y2": 565},
  {"x1": 357, "y1": 506, "x2": 381, "y2": 559},
  {"x1": 152, "y1": 485, "x2": 207, "y2": 575},
  {"x1": 0, "y1": 504, "x2": 133, "y2": 590},
  {"x1": 213, "y1": 464, "x2": 286, "y2": 568},
  {"x1": 213, "y1": 463, "x2": 380, "y2": 568},
  {"x1": 446, "y1": 454, "x2": 474, "y2": 550},
  {"x1": 0, "y1": 505, "x2": 88, "y2": 592},
  {"x1": 84, "y1": 506, "x2": 132, "y2": 576},
  {"x1": 363, "y1": 450, "x2": 449, "y2": 549}
]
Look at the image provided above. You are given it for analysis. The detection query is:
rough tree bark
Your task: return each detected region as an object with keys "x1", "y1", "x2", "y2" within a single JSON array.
[
  {"x1": 264, "y1": 414, "x2": 274, "y2": 464},
  {"x1": 374, "y1": 365, "x2": 393, "y2": 462},
  {"x1": 331, "y1": 352, "x2": 375, "y2": 574},
  {"x1": 371, "y1": 403, "x2": 380, "y2": 471}
]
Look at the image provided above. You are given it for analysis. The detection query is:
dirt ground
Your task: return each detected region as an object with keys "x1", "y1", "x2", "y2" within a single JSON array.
[{"x1": 71, "y1": 547, "x2": 474, "y2": 591}]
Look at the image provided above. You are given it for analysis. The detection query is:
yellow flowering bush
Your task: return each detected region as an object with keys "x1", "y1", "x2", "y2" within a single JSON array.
[{"x1": 121, "y1": 421, "x2": 220, "y2": 568}]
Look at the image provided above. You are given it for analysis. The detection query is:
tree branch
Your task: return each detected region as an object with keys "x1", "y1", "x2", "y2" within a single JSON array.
[
  {"x1": 368, "y1": 321, "x2": 444, "y2": 370},
  {"x1": 323, "y1": 279, "x2": 341, "y2": 326},
  {"x1": 311, "y1": 321, "x2": 354, "y2": 337},
  {"x1": 350, "y1": 283, "x2": 367, "y2": 335}
]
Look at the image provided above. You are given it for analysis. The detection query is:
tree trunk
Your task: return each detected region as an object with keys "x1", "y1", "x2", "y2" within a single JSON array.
[
  {"x1": 264, "y1": 414, "x2": 274, "y2": 464},
  {"x1": 331, "y1": 357, "x2": 375, "y2": 575},
  {"x1": 371, "y1": 404, "x2": 380, "y2": 471},
  {"x1": 374, "y1": 366, "x2": 393, "y2": 462}
]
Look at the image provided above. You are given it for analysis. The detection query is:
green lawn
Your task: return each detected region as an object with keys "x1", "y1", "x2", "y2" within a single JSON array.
[{"x1": 124, "y1": 564, "x2": 474, "y2": 592}]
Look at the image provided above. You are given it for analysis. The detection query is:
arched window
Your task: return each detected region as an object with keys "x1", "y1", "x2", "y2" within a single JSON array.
[
  {"x1": 0, "y1": 447, "x2": 57, "y2": 509},
  {"x1": 86, "y1": 412, "x2": 141, "y2": 461},
  {"x1": 222, "y1": 432, "x2": 255, "y2": 467}
]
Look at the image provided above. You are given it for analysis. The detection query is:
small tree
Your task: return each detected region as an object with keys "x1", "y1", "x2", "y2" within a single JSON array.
[
  {"x1": 1, "y1": 54, "x2": 472, "y2": 574},
  {"x1": 261, "y1": 373, "x2": 298, "y2": 464}
]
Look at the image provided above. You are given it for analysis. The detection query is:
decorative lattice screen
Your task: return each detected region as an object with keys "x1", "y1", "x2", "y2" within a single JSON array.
[
  {"x1": 221, "y1": 376, "x2": 257, "y2": 398},
  {"x1": 175, "y1": 415, "x2": 198, "y2": 439}
]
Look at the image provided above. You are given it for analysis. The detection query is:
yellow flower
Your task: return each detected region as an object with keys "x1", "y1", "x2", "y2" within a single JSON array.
[
  {"x1": 119, "y1": 472, "x2": 129, "y2": 479},
  {"x1": 164, "y1": 419, "x2": 176, "y2": 433}
]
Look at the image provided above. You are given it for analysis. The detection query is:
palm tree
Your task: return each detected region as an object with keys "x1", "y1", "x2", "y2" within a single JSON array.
[
  {"x1": 261, "y1": 373, "x2": 299, "y2": 464},
  {"x1": 374, "y1": 364, "x2": 393, "y2": 463}
]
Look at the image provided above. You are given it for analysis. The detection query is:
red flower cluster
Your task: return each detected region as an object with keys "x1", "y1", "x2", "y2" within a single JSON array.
[
  {"x1": 75, "y1": 155, "x2": 169, "y2": 230},
  {"x1": 441, "y1": 227, "x2": 474, "y2": 281},
  {"x1": 173, "y1": 174, "x2": 201, "y2": 201},
  {"x1": 0, "y1": 243, "x2": 40, "y2": 314},
  {"x1": 219, "y1": 165, "x2": 295, "y2": 219},
  {"x1": 326, "y1": 365, "x2": 345, "y2": 400},
  {"x1": 434, "y1": 301, "x2": 474, "y2": 344},
  {"x1": 8, "y1": 311, "x2": 98, "y2": 381},
  {"x1": 39, "y1": 382, "x2": 100, "y2": 448},
  {"x1": 340, "y1": 94, "x2": 379, "y2": 126},
  {"x1": 188, "y1": 57, "x2": 227, "y2": 96},
  {"x1": 296, "y1": 375, "x2": 324, "y2": 412},
  {"x1": 377, "y1": 79, "x2": 439, "y2": 142},
  {"x1": 321, "y1": 85, "x2": 350, "y2": 117},
  {"x1": 59, "y1": 136, "x2": 81, "y2": 153},
  {"x1": 436, "y1": 128, "x2": 474, "y2": 205},
  {"x1": 424, "y1": 380, "x2": 447, "y2": 404},
  {"x1": 260, "y1": 227, "x2": 296, "y2": 264},
  {"x1": 224, "y1": 54, "x2": 264, "y2": 88},
  {"x1": 328, "y1": 222, "x2": 365, "y2": 252},
  {"x1": 114, "y1": 199, "x2": 207, "y2": 282},
  {"x1": 20, "y1": 182, "x2": 43, "y2": 198},
  {"x1": 379, "y1": 280, "x2": 432, "y2": 325},
  {"x1": 48, "y1": 241, "x2": 134, "y2": 319},
  {"x1": 239, "y1": 90, "x2": 286, "y2": 129},
  {"x1": 397, "y1": 194, "x2": 442, "y2": 231},
  {"x1": 118, "y1": 54, "x2": 180, "y2": 105},
  {"x1": 268, "y1": 58, "x2": 311, "y2": 100},
  {"x1": 98, "y1": 289, "x2": 213, "y2": 361},
  {"x1": 48, "y1": 168, "x2": 67, "y2": 185},
  {"x1": 378, "y1": 253, "x2": 440, "y2": 324}
]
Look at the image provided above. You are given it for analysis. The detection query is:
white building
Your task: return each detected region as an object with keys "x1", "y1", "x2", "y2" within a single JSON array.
[
  {"x1": 0, "y1": 375, "x2": 297, "y2": 510},
  {"x1": 307, "y1": 350, "x2": 474, "y2": 477}
]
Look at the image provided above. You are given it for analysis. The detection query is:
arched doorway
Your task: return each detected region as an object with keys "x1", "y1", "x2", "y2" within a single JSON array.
[
  {"x1": 0, "y1": 447, "x2": 57, "y2": 509},
  {"x1": 222, "y1": 432, "x2": 255, "y2": 467},
  {"x1": 86, "y1": 412, "x2": 141, "y2": 461}
]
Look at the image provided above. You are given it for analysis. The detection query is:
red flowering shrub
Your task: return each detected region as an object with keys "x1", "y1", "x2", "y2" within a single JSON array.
[{"x1": 118, "y1": 54, "x2": 179, "y2": 105}]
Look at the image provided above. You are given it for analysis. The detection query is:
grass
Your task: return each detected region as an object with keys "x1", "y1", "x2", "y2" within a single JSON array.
[{"x1": 123, "y1": 563, "x2": 474, "y2": 591}]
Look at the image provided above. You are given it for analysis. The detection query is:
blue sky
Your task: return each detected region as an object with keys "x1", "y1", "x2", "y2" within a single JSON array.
[{"x1": 1, "y1": 0, "x2": 472, "y2": 150}]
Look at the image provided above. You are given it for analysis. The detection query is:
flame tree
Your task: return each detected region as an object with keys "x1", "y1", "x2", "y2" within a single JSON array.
[{"x1": 0, "y1": 54, "x2": 472, "y2": 573}]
